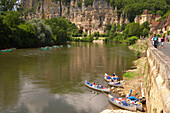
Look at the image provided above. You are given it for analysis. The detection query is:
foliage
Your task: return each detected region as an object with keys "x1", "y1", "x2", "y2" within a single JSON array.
[
  {"x1": 106, "y1": 23, "x2": 112, "y2": 31},
  {"x1": 80, "y1": 36, "x2": 93, "y2": 42},
  {"x1": 123, "y1": 72, "x2": 141, "y2": 79},
  {"x1": 100, "y1": 33, "x2": 108, "y2": 37},
  {"x1": 2, "y1": 11, "x2": 23, "y2": 28},
  {"x1": 93, "y1": 32, "x2": 100, "y2": 37},
  {"x1": 126, "y1": 36, "x2": 139, "y2": 45},
  {"x1": 28, "y1": 19, "x2": 53, "y2": 46},
  {"x1": 107, "y1": 0, "x2": 169, "y2": 22},
  {"x1": 17, "y1": 23, "x2": 36, "y2": 48},
  {"x1": 157, "y1": 10, "x2": 170, "y2": 21},
  {"x1": 45, "y1": 17, "x2": 77, "y2": 44},
  {"x1": 0, "y1": 0, "x2": 18, "y2": 11},
  {"x1": 77, "y1": 1, "x2": 82, "y2": 7},
  {"x1": 123, "y1": 22, "x2": 142, "y2": 37},
  {"x1": 167, "y1": 31, "x2": 170, "y2": 35}
]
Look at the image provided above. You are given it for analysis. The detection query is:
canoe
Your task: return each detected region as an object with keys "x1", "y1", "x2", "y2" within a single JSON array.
[
  {"x1": 40, "y1": 46, "x2": 52, "y2": 50},
  {"x1": 52, "y1": 45, "x2": 59, "y2": 48},
  {"x1": 104, "y1": 73, "x2": 119, "y2": 82},
  {"x1": 40, "y1": 47, "x2": 47, "y2": 50},
  {"x1": 108, "y1": 81, "x2": 123, "y2": 87},
  {"x1": 0, "y1": 49, "x2": 12, "y2": 52},
  {"x1": 85, "y1": 80, "x2": 110, "y2": 93},
  {"x1": 67, "y1": 45, "x2": 71, "y2": 48},
  {"x1": 104, "y1": 74, "x2": 123, "y2": 87},
  {"x1": 127, "y1": 96, "x2": 143, "y2": 111},
  {"x1": 108, "y1": 94, "x2": 137, "y2": 111}
]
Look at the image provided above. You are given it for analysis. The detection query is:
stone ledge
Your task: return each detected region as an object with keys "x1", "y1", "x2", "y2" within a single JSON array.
[{"x1": 147, "y1": 44, "x2": 170, "y2": 113}]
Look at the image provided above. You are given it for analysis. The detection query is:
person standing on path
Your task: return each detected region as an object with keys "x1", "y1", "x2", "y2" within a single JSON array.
[
  {"x1": 158, "y1": 36, "x2": 162, "y2": 48},
  {"x1": 161, "y1": 35, "x2": 165, "y2": 48},
  {"x1": 153, "y1": 34, "x2": 158, "y2": 48}
]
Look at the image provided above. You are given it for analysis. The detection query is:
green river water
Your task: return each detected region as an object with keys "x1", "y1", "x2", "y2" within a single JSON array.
[{"x1": 0, "y1": 42, "x2": 137, "y2": 113}]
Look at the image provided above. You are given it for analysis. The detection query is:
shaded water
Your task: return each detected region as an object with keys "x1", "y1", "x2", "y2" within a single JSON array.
[{"x1": 0, "y1": 42, "x2": 137, "y2": 113}]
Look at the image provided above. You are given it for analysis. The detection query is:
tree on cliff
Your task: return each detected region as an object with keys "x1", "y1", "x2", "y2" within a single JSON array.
[{"x1": 0, "y1": 0, "x2": 19, "y2": 11}]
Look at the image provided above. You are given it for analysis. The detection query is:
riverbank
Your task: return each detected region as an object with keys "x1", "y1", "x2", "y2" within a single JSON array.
[{"x1": 101, "y1": 39, "x2": 149, "y2": 113}]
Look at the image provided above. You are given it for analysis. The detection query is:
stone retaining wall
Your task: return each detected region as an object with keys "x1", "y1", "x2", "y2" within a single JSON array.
[{"x1": 146, "y1": 43, "x2": 170, "y2": 113}]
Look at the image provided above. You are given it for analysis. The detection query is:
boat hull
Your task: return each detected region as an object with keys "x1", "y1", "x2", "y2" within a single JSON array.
[{"x1": 85, "y1": 81, "x2": 110, "y2": 93}]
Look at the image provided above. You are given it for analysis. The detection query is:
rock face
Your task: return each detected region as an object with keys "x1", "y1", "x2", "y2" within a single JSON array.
[{"x1": 20, "y1": 0, "x2": 129, "y2": 34}]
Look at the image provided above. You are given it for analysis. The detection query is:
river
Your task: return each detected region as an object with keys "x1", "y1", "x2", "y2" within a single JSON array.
[{"x1": 0, "y1": 42, "x2": 137, "y2": 113}]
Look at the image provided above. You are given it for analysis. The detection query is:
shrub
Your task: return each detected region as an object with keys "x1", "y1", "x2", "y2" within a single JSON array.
[{"x1": 126, "y1": 36, "x2": 139, "y2": 45}]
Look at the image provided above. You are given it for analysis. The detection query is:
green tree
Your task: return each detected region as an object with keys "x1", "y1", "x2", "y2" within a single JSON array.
[
  {"x1": 142, "y1": 28, "x2": 149, "y2": 37},
  {"x1": 2, "y1": 11, "x2": 22, "y2": 28},
  {"x1": 141, "y1": 21, "x2": 150, "y2": 30},
  {"x1": 0, "y1": 14, "x2": 12, "y2": 49},
  {"x1": 28, "y1": 19, "x2": 53, "y2": 46},
  {"x1": 110, "y1": 24, "x2": 117, "y2": 33},
  {"x1": 45, "y1": 17, "x2": 73, "y2": 44},
  {"x1": 17, "y1": 23, "x2": 36, "y2": 48},
  {"x1": 0, "y1": 0, "x2": 18, "y2": 11},
  {"x1": 123, "y1": 22, "x2": 142, "y2": 37}
]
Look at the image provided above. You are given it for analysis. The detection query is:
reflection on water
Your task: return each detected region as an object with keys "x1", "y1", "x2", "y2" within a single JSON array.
[{"x1": 0, "y1": 42, "x2": 137, "y2": 113}]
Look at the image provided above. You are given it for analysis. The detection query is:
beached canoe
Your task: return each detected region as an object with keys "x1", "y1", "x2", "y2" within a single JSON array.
[
  {"x1": 104, "y1": 73, "x2": 119, "y2": 81},
  {"x1": 0, "y1": 49, "x2": 12, "y2": 52},
  {"x1": 108, "y1": 94, "x2": 137, "y2": 111},
  {"x1": 85, "y1": 81, "x2": 110, "y2": 93},
  {"x1": 107, "y1": 81, "x2": 123, "y2": 87},
  {"x1": 104, "y1": 74, "x2": 123, "y2": 87}
]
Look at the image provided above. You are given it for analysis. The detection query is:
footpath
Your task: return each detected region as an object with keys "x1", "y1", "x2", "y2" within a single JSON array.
[{"x1": 158, "y1": 42, "x2": 170, "y2": 57}]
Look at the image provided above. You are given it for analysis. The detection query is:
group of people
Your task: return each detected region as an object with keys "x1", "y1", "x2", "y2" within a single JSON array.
[{"x1": 152, "y1": 34, "x2": 166, "y2": 48}]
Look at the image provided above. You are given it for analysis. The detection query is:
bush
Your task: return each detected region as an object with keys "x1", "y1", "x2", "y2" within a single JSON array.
[
  {"x1": 123, "y1": 72, "x2": 141, "y2": 79},
  {"x1": 80, "y1": 36, "x2": 93, "y2": 42},
  {"x1": 126, "y1": 36, "x2": 139, "y2": 45}
]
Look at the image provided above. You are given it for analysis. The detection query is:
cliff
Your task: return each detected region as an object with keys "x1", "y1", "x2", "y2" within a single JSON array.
[{"x1": 20, "y1": 0, "x2": 129, "y2": 34}]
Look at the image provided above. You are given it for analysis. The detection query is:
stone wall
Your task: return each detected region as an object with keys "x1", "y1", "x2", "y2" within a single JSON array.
[{"x1": 146, "y1": 44, "x2": 170, "y2": 113}]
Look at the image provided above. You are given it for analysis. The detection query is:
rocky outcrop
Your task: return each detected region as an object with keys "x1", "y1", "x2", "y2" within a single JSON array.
[{"x1": 20, "y1": 0, "x2": 129, "y2": 34}]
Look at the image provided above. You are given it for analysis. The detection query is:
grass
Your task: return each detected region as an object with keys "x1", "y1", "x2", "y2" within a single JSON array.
[{"x1": 123, "y1": 72, "x2": 141, "y2": 79}]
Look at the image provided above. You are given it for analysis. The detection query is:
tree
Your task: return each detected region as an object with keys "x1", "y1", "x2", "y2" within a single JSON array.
[
  {"x1": 2, "y1": 11, "x2": 22, "y2": 28},
  {"x1": 123, "y1": 22, "x2": 142, "y2": 37},
  {"x1": 110, "y1": 24, "x2": 117, "y2": 33},
  {"x1": 17, "y1": 23, "x2": 36, "y2": 48},
  {"x1": 45, "y1": 17, "x2": 74, "y2": 44},
  {"x1": 28, "y1": 19, "x2": 53, "y2": 46},
  {"x1": 141, "y1": 21, "x2": 150, "y2": 30},
  {"x1": 0, "y1": 13, "x2": 12, "y2": 49},
  {"x1": 142, "y1": 28, "x2": 149, "y2": 37},
  {"x1": 0, "y1": 0, "x2": 18, "y2": 11}
]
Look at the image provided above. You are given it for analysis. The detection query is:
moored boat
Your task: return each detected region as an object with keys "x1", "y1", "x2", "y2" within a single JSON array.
[
  {"x1": 0, "y1": 49, "x2": 12, "y2": 52},
  {"x1": 52, "y1": 45, "x2": 59, "y2": 48},
  {"x1": 85, "y1": 80, "x2": 110, "y2": 93},
  {"x1": 67, "y1": 45, "x2": 71, "y2": 48},
  {"x1": 108, "y1": 94, "x2": 137, "y2": 111}
]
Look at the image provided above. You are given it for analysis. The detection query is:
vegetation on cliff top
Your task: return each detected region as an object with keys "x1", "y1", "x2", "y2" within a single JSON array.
[{"x1": 51, "y1": 0, "x2": 169, "y2": 22}]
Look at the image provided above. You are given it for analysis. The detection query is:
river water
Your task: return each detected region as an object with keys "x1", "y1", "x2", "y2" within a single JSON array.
[{"x1": 0, "y1": 42, "x2": 137, "y2": 113}]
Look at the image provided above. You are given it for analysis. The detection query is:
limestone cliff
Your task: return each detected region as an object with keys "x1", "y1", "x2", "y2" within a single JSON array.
[{"x1": 20, "y1": 0, "x2": 129, "y2": 34}]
